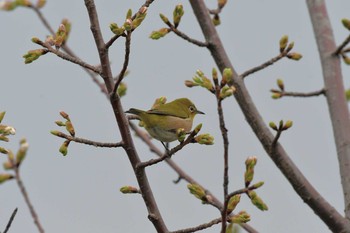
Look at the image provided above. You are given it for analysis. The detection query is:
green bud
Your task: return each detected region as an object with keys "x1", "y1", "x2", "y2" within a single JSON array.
[
  {"x1": 176, "y1": 128, "x2": 186, "y2": 142},
  {"x1": 193, "y1": 124, "x2": 202, "y2": 134},
  {"x1": 212, "y1": 68, "x2": 218, "y2": 81},
  {"x1": 159, "y1": 13, "x2": 169, "y2": 24},
  {"x1": 0, "y1": 1, "x2": 17, "y2": 11},
  {"x1": 220, "y1": 86, "x2": 236, "y2": 99},
  {"x1": 31, "y1": 37, "x2": 41, "y2": 44},
  {"x1": 251, "y1": 181, "x2": 264, "y2": 189},
  {"x1": 117, "y1": 82, "x2": 127, "y2": 97},
  {"x1": 0, "y1": 125, "x2": 16, "y2": 135},
  {"x1": 0, "y1": 111, "x2": 5, "y2": 123},
  {"x1": 271, "y1": 92, "x2": 282, "y2": 99},
  {"x1": 212, "y1": 14, "x2": 220, "y2": 26},
  {"x1": 3, "y1": 161, "x2": 14, "y2": 170},
  {"x1": 195, "y1": 134, "x2": 214, "y2": 145},
  {"x1": 346, "y1": 89, "x2": 350, "y2": 101},
  {"x1": 245, "y1": 156, "x2": 257, "y2": 187},
  {"x1": 269, "y1": 122, "x2": 278, "y2": 131},
  {"x1": 55, "y1": 121, "x2": 66, "y2": 127},
  {"x1": 16, "y1": 138, "x2": 29, "y2": 166},
  {"x1": 277, "y1": 79, "x2": 284, "y2": 91},
  {"x1": 61, "y1": 18, "x2": 71, "y2": 44},
  {"x1": 222, "y1": 68, "x2": 233, "y2": 85},
  {"x1": 282, "y1": 120, "x2": 293, "y2": 130},
  {"x1": 0, "y1": 147, "x2": 9, "y2": 154},
  {"x1": 124, "y1": 18, "x2": 133, "y2": 31},
  {"x1": 279, "y1": 35, "x2": 289, "y2": 53},
  {"x1": 0, "y1": 136, "x2": 9, "y2": 142},
  {"x1": 279, "y1": 120, "x2": 284, "y2": 129},
  {"x1": 230, "y1": 211, "x2": 251, "y2": 224},
  {"x1": 50, "y1": 130, "x2": 61, "y2": 136},
  {"x1": 341, "y1": 18, "x2": 350, "y2": 31},
  {"x1": 184, "y1": 80, "x2": 198, "y2": 88},
  {"x1": 0, "y1": 173, "x2": 14, "y2": 184},
  {"x1": 342, "y1": 54, "x2": 350, "y2": 65},
  {"x1": 149, "y1": 28, "x2": 170, "y2": 40},
  {"x1": 65, "y1": 121, "x2": 75, "y2": 136},
  {"x1": 132, "y1": 7, "x2": 147, "y2": 29},
  {"x1": 173, "y1": 4, "x2": 184, "y2": 28},
  {"x1": 36, "y1": 0, "x2": 46, "y2": 8},
  {"x1": 54, "y1": 24, "x2": 67, "y2": 48},
  {"x1": 59, "y1": 140, "x2": 69, "y2": 156},
  {"x1": 23, "y1": 49, "x2": 47, "y2": 64},
  {"x1": 227, "y1": 194, "x2": 241, "y2": 213},
  {"x1": 120, "y1": 185, "x2": 139, "y2": 194},
  {"x1": 110, "y1": 23, "x2": 125, "y2": 36},
  {"x1": 187, "y1": 183, "x2": 206, "y2": 200},
  {"x1": 287, "y1": 52, "x2": 303, "y2": 61},
  {"x1": 248, "y1": 190, "x2": 268, "y2": 211},
  {"x1": 126, "y1": 8, "x2": 132, "y2": 19},
  {"x1": 15, "y1": 0, "x2": 31, "y2": 7}
]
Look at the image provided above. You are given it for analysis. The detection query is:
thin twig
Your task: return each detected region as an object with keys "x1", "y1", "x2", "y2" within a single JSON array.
[
  {"x1": 14, "y1": 168, "x2": 44, "y2": 233},
  {"x1": 29, "y1": 6, "x2": 55, "y2": 35},
  {"x1": 113, "y1": 32, "x2": 132, "y2": 96},
  {"x1": 137, "y1": 129, "x2": 199, "y2": 169},
  {"x1": 53, "y1": 131, "x2": 124, "y2": 148},
  {"x1": 226, "y1": 184, "x2": 264, "y2": 202},
  {"x1": 271, "y1": 130, "x2": 282, "y2": 149},
  {"x1": 164, "y1": 22, "x2": 208, "y2": 47},
  {"x1": 33, "y1": 40, "x2": 102, "y2": 74},
  {"x1": 3, "y1": 208, "x2": 18, "y2": 233},
  {"x1": 240, "y1": 52, "x2": 287, "y2": 79},
  {"x1": 271, "y1": 88, "x2": 326, "y2": 98},
  {"x1": 170, "y1": 217, "x2": 222, "y2": 233},
  {"x1": 333, "y1": 34, "x2": 350, "y2": 55}
]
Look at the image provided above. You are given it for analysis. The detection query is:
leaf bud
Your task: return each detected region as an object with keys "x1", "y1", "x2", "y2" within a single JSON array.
[
  {"x1": 279, "y1": 35, "x2": 289, "y2": 53},
  {"x1": 341, "y1": 18, "x2": 350, "y2": 31},
  {"x1": 269, "y1": 122, "x2": 278, "y2": 131},
  {"x1": 282, "y1": 120, "x2": 293, "y2": 130},
  {"x1": 0, "y1": 173, "x2": 14, "y2": 184},
  {"x1": 0, "y1": 111, "x2": 5, "y2": 123},
  {"x1": 193, "y1": 123, "x2": 202, "y2": 134},
  {"x1": 229, "y1": 211, "x2": 251, "y2": 224},
  {"x1": 195, "y1": 134, "x2": 214, "y2": 145},
  {"x1": 212, "y1": 14, "x2": 220, "y2": 26},
  {"x1": 59, "y1": 111, "x2": 70, "y2": 120},
  {"x1": 184, "y1": 80, "x2": 198, "y2": 88},
  {"x1": 248, "y1": 190, "x2": 268, "y2": 211},
  {"x1": 173, "y1": 4, "x2": 184, "y2": 28},
  {"x1": 218, "y1": 0, "x2": 227, "y2": 8},
  {"x1": 277, "y1": 79, "x2": 284, "y2": 91},
  {"x1": 149, "y1": 28, "x2": 170, "y2": 40},
  {"x1": 287, "y1": 52, "x2": 303, "y2": 61},
  {"x1": 117, "y1": 82, "x2": 127, "y2": 97},
  {"x1": 176, "y1": 128, "x2": 186, "y2": 143},
  {"x1": 0, "y1": 147, "x2": 9, "y2": 154},
  {"x1": 59, "y1": 140, "x2": 70, "y2": 156},
  {"x1": 3, "y1": 161, "x2": 14, "y2": 170},
  {"x1": 222, "y1": 68, "x2": 233, "y2": 85},
  {"x1": 227, "y1": 194, "x2": 241, "y2": 213},
  {"x1": 65, "y1": 121, "x2": 75, "y2": 137},
  {"x1": 16, "y1": 138, "x2": 29, "y2": 165},
  {"x1": 36, "y1": 0, "x2": 46, "y2": 8},
  {"x1": 342, "y1": 54, "x2": 350, "y2": 65},
  {"x1": 120, "y1": 185, "x2": 139, "y2": 194},
  {"x1": 159, "y1": 13, "x2": 169, "y2": 24},
  {"x1": 187, "y1": 183, "x2": 206, "y2": 200},
  {"x1": 285, "y1": 41, "x2": 294, "y2": 52}
]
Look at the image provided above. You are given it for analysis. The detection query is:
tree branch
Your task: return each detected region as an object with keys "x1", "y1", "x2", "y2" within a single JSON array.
[
  {"x1": 113, "y1": 32, "x2": 132, "y2": 96},
  {"x1": 189, "y1": 1, "x2": 350, "y2": 232},
  {"x1": 334, "y1": 34, "x2": 350, "y2": 55},
  {"x1": 84, "y1": 1, "x2": 169, "y2": 232},
  {"x1": 240, "y1": 52, "x2": 287, "y2": 79},
  {"x1": 170, "y1": 217, "x2": 222, "y2": 233},
  {"x1": 52, "y1": 131, "x2": 124, "y2": 148},
  {"x1": 271, "y1": 88, "x2": 326, "y2": 98},
  {"x1": 3, "y1": 208, "x2": 18, "y2": 233},
  {"x1": 164, "y1": 22, "x2": 208, "y2": 47},
  {"x1": 34, "y1": 40, "x2": 102, "y2": 74},
  {"x1": 307, "y1": 0, "x2": 350, "y2": 222},
  {"x1": 14, "y1": 168, "x2": 44, "y2": 233}
]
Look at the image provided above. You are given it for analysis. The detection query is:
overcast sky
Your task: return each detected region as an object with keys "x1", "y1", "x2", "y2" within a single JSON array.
[{"x1": 1, "y1": 1, "x2": 350, "y2": 233}]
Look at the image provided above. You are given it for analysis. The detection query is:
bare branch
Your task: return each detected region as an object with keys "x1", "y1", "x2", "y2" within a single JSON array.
[
  {"x1": 113, "y1": 32, "x2": 132, "y2": 96},
  {"x1": 52, "y1": 131, "x2": 124, "y2": 148},
  {"x1": 271, "y1": 88, "x2": 326, "y2": 98},
  {"x1": 14, "y1": 168, "x2": 44, "y2": 233},
  {"x1": 240, "y1": 52, "x2": 286, "y2": 79},
  {"x1": 164, "y1": 21, "x2": 208, "y2": 47},
  {"x1": 170, "y1": 217, "x2": 222, "y2": 233},
  {"x1": 34, "y1": 40, "x2": 102, "y2": 74},
  {"x1": 3, "y1": 208, "x2": 18, "y2": 233},
  {"x1": 334, "y1": 34, "x2": 350, "y2": 55}
]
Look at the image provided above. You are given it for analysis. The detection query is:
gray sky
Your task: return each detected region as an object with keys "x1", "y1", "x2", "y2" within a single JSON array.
[{"x1": 1, "y1": 1, "x2": 350, "y2": 233}]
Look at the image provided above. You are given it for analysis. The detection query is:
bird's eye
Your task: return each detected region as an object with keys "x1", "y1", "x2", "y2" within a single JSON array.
[{"x1": 189, "y1": 106, "x2": 195, "y2": 113}]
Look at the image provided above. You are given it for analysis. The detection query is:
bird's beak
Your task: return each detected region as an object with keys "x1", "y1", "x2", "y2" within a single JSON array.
[{"x1": 196, "y1": 110, "x2": 205, "y2": 115}]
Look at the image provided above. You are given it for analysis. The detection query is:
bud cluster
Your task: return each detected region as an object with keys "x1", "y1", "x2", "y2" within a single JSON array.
[
  {"x1": 279, "y1": 35, "x2": 302, "y2": 61},
  {"x1": 110, "y1": 7, "x2": 148, "y2": 36},
  {"x1": 51, "y1": 111, "x2": 76, "y2": 156}
]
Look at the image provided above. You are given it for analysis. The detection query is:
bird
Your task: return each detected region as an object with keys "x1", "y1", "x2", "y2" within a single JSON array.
[{"x1": 126, "y1": 98, "x2": 204, "y2": 145}]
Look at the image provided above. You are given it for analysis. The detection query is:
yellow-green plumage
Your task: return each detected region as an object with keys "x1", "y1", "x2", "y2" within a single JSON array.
[{"x1": 126, "y1": 98, "x2": 204, "y2": 142}]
